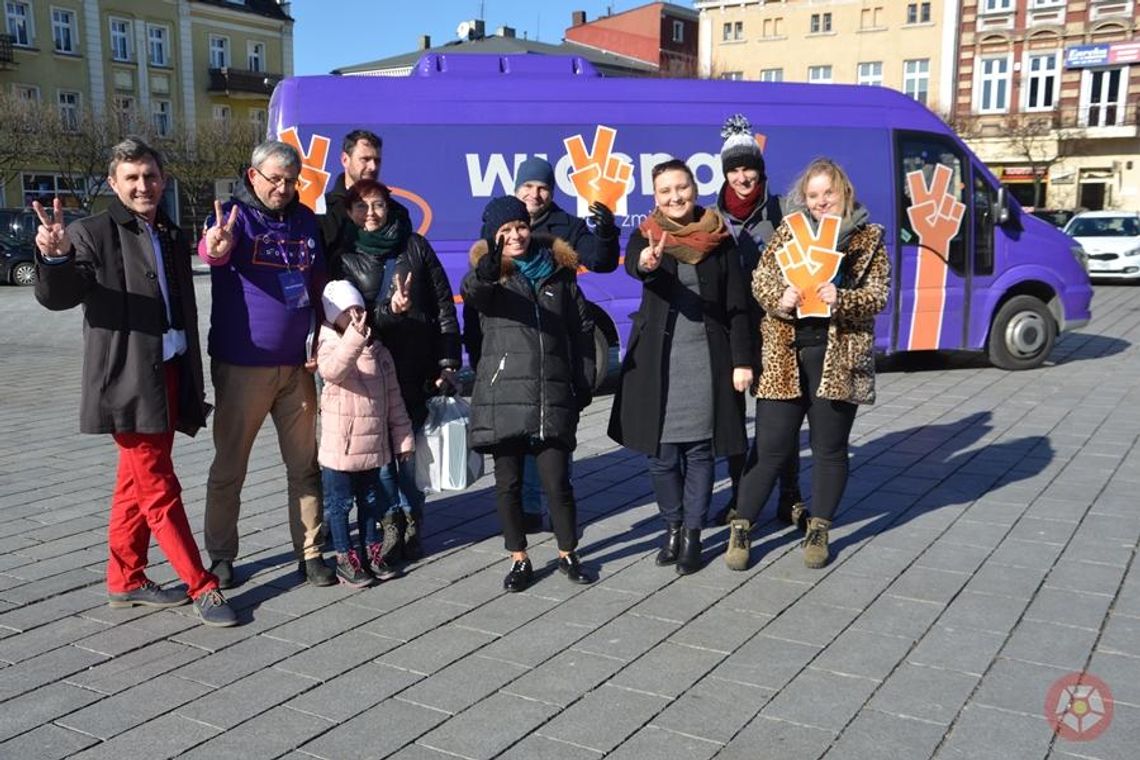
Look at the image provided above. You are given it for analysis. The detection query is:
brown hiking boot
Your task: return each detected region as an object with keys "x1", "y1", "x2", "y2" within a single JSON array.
[
  {"x1": 725, "y1": 519, "x2": 751, "y2": 571},
  {"x1": 802, "y1": 517, "x2": 832, "y2": 569}
]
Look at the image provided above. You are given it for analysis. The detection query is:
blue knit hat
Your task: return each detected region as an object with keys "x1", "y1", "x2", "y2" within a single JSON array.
[
  {"x1": 481, "y1": 196, "x2": 530, "y2": 240},
  {"x1": 514, "y1": 157, "x2": 555, "y2": 190}
]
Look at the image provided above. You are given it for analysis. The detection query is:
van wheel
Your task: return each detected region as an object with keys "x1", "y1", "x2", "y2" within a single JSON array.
[
  {"x1": 593, "y1": 326, "x2": 609, "y2": 390},
  {"x1": 988, "y1": 295, "x2": 1056, "y2": 370}
]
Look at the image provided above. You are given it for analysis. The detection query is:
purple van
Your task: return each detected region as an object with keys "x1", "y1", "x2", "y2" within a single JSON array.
[{"x1": 268, "y1": 53, "x2": 1092, "y2": 373}]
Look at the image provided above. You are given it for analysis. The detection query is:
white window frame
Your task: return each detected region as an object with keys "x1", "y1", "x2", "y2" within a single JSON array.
[
  {"x1": 50, "y1": 6, "x2": 77, "y2": 53},
  {"x1": 810, "y1": 12, "x2": 832, "y2": 34},
  {"x1": 1023, "y1": 51, "x2": 1059, "y2": 111},
  {"x1": 759, "y1": 67, "x2": 783, "y2": 82},
  {"x1": 977, "y1": 55, "x2": 1012, "y2": 113},
  {"x1": 981, "y1": 0, "x2": 1014, "y2": 13},
  {"x1": 1079, "y1": 65, "x2": 1128, "y2": 127},
  {"x1": 109, "y1": 17, "x2": 132, "y2": 61},
  {"x1": 1029, "y1": 0, "x2": 1064, "y2": 7},
  {"x1": 208, "y1": 34, "x2": 229, "y2": 68},
  {"x1": 672, "y1": 19, "x2": 684, "y2": 43},
  {"x1": 249, "y1": 107, "x2": 267, "y2": 136},
  {"x1": 152, "y1": 98, "x2": 172, "y2": 137},
  {"x1": 721, "y1": 71, "x2": 744, "y2": 81},
  {"x1": 857, "y1": 61, "x2": 883, "y2": 86},
  {"x1": 904, "y1": 58, "x2": 930, "y2": 104},
  {"x1": 906, "y1": 1, "x2": 933, "y2": 24},
  {"x1": 57, "y1": 89, "x2": 81, "y2": 131},
  {"x1": 246, "y1": 40, "x2": 264, "y2": 72},
  {"x1": 5, "y1": 0, "x2": 32, "y2": 46},
  {"x1": 147, "y1": 23, "x2": 169, "y2": 66},
  {"x1": 808, "y1": 65, "x2": 833, "y2": 83},
  {"x1": 212, "y1": 104, "x2": 231, "y2": 122},
  {"x1": 13, "y1": 83, "x2": 40, "y2": 101}
]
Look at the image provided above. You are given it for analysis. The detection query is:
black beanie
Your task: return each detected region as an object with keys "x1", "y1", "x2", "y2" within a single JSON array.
[
  {"x1": 481, "y1": 196, "x2": 530, "y2": 240},
  {"x1": 720, "y1": 114, "x2": 766, "y2": 177}
]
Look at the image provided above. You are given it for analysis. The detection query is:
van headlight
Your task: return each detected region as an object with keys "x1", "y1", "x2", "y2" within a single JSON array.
[
  {"x1": 1122, "y1": 247, "x2": 1140, "y2": 258},
  {"x1": 1070, "y1": 244, "x2": 1088, "y2": 271}
]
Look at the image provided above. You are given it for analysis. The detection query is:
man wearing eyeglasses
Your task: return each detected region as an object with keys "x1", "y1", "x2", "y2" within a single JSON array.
[{"x1": 198, "y1": 139, "x2": 336, "y2": 589}]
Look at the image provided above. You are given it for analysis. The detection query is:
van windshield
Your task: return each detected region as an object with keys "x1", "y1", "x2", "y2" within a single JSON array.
[{"x1": 1068, "y1": 217, "x2": 1140, "y2": 237}]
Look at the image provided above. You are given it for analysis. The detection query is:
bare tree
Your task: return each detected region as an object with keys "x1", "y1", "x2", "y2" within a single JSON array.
[
  {"x1": 160, "y1": 118, "x2": 261, "y2": 234},
  {"x1": 0, "y1": 91, "x2": 48, "y2": 197},
  {"x1": 34, "y1": 104, "x2": 124, "y2": 212}
]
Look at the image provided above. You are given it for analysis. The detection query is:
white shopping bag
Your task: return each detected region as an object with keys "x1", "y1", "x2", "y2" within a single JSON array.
[{"x1": 415, "y1": 396, "x2": 485, "y2": 493}]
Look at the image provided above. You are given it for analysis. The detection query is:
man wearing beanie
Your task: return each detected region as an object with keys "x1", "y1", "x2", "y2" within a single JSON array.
[{"x1": 713, "y1": 114, "x2": 805, "y2": 529}]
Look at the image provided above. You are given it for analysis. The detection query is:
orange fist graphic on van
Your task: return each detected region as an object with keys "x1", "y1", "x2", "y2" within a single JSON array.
[
  {"x1": 775, "y1": 211, "x2": 845, "y2": 319},
  {"x1": 278, "y1": 127, "x2": 332, "y2": 212},
  {"x1": 906, "y1": 164, "x2": 966, "y2": 350},
  {"x1": 563, "y1": 126, "x2": 633, "y2": 211}
]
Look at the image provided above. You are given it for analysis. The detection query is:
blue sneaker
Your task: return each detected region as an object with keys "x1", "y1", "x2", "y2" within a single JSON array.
[
  {"x1": 108, "y1": 580, "x2": 190, "y2": 609},
  {"x1": 193, "y1": 589, "x2": 238, "y2": 627}
]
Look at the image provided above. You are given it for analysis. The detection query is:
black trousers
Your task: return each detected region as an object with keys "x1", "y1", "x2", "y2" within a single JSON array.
[
  {"x1": 737, "y1": 344, "x2": 857, "y2": 523},
  {"x1": 491, "y1": 439, "x2": 578, "y2": 553},
  {"x1": 728, "y1": 402, "x2": 802, "y2": 504}
]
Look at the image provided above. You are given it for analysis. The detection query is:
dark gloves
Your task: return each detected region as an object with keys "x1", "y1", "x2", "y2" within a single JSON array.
[
  {"x1": 589, "y1": 201, "x2": 618, "y2": 238},
  {"x1": 476, "y1": 235, "x2": 503, "y2": 282}
]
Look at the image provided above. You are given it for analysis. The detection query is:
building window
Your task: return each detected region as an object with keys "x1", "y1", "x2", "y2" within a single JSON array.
[
  {"x1": 212, "y1": 104, "x2": 231, "y2": 122},
  {"x1": 109, "y1": 17, "x2": 132, "y2": 61},
  {"x1": 23, "y1": 174, "x2": 66, "y2": 205},
  {"x1": 247, "y1": 41, "x2": 264, "y2": 72},
  {"x1": 249, "y1": 107, "x2": 267, "y2": 136},
  {"x1": 808, "y1": 65, "x2": 833, "y2": 83},
  {"x1": 860, "y1": 6, "x2": 885, "y2": 29},
  {"x1": 209, "y1": 34, "x2": 229, "y2": 68},
  {"x1": 57, "y1": 90, "x2": 80, "y2": 131},
  {"x1": 1024, "y1": 52, "x2": 1057, "y2": 110},
  {"x1": 672, "y1": 19, "x2": 684, "y2": 43},
  {"x1": 113, "y1": 94, "x2": 135, "y2": 128},
  {"x1": 904, "y1": 58, "x2": 930, "y2": 104},
  {"x1": 981, "y1": 0, "x2": 1013, "y2": 12},
  {"x1": 14, "y1": 83, "x2": 40, "y2": 101},
  {"x1": 147, "y1": 24, "x2": 169, "y2": 66},
  {"x1": 810, "y1": 13, "x2": 832, "y2": 33},
  {"x1": 979, "y1": 56, "x2": 1010, "y2": 112},
  {"x1": 51, "y1": 8, "x2": 77, "y2": 53},
  {"x1": 857, "y1": 61, "x2": 883, "y2": 86},
  {"x1": 722, "y1": 20, "x2": 743, "y2": 41},
  {"x1": 5, "y1": 1, "x2": 31, "y2": 46},
  {"x1": 1082, "y1": 67, "x2": 1126, "y2": 127},
  {"x1": 907, "y1": 2, "x2": 933, "y2": 24},
  {"x1": 760, "y1": 68, "x2": 783, "y2": 82},
  {"x1": 721, "y1": 71, "x2": 744, "y2": 81},
  {"x1": 152, "y1": 99, "x2": 171, "y2": 136},
  {"x1": 1029, "y1": 0, "x2": 1064, "y2": 6}
]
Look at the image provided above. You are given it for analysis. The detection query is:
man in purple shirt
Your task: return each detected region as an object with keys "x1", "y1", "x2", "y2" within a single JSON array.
[{"x1": 199, "y1": 139, "x2": 334, "y2": 588}]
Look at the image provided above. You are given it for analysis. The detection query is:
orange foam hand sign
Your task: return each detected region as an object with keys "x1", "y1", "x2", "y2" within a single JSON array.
[
  {"x1": 563, "y1": 125, "x2": 633, "y2": 213},
  {"x1": 774, "y1": 212, "x2": 845, "y2": 318},
  {"x1": 278, "y1": 127, "x2": 332, "y2": 212},
  {"x1": 905, "y1": 163, "x2": 966, "y2": 350}
]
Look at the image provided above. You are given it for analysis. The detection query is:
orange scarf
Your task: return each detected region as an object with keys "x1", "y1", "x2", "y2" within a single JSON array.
[{"x1": 639, "y1": 206, "x2": 729, "y2": 265}]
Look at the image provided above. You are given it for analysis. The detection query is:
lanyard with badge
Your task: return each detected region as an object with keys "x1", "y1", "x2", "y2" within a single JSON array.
[{"x1": 255, "y1": 216, "x2": 316, "y2": 311}]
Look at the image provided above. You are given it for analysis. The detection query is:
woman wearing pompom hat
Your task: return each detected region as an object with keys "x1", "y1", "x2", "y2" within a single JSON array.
[
  {"x1": 461, "y1": 196, "x2": 597, "y2": 592},
  {"x1": 714, "y1": 114, "x2": 806, "y2": 530}
]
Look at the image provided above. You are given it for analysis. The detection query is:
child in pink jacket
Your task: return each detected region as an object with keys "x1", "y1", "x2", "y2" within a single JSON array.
[{"x1": 318, "y1": 280, "x2": 415, "y2": 586}]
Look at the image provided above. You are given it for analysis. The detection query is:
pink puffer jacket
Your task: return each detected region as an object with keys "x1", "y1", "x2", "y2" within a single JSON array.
[{"x1": 317, "y1": 322, "x2": 414, "y2": 472}]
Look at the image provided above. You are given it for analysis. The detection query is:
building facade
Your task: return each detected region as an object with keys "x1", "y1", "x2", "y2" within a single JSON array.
[
  {"x1": 951, "y1": 0, "x2": 1140, "y2": 211},
  {"x1": 564, "y1": 2, "x2": 700, "y2": 76},
  {"x1": 695, "y1": 0, "x2": 960, "y2": 115},
  {"x1": 1, "y1": 0, "x2": 292, "y2": 211}
]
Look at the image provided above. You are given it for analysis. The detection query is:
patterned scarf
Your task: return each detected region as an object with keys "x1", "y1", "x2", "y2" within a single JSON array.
[{"x1": 639, "y1": 206, "x2": 729, "y2": 265}]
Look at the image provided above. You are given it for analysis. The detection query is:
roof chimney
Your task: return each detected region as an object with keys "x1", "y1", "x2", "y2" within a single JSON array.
[
  {"x1": 571, "y1": 10, "x2": 586, "y2": 26},
  {"x1": 496, "y1": 25, "x2": 516, "y2": 38},
  {"x1": 474, "y1": 19, "x2": 486, "y2": 38},
  {"x1": 419, "y1": 34, "x2": 431, "y2": 50}
]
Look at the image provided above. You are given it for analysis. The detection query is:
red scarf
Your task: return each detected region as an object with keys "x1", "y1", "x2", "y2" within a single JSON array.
[{"x1": 723, "y1": 181, "x2": 764, "y2": 221}]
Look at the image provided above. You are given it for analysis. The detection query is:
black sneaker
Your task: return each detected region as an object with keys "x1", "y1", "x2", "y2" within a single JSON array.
[
  {"x1": 108, "y1": 580, "x2": 190, "y2": 609},
  {"x1": 365, "y1": 543, "x2": 401, "y2": 582},
  {"x1": 299, "y1": 556, "x2": 336, "y2": 587},
  {"x1": 558, "y1": 552, "x2": 594, "y2": 585},
  {"x1": 208, "y1": 559, "x2": 235, "y2": 590},
  {"x1": 193, "y1": 589, "x2": 238, "y2": 627},
  {"x1": 503, "y1": 557, "x2": 533, "y2": 592}
]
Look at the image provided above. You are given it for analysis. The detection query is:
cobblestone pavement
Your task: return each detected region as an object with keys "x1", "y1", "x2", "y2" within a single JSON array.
[{"x1": 0, "y1": 275, "x2": 1138, "y2": 760}]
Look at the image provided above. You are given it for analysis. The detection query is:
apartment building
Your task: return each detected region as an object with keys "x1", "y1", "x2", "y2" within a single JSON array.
[
  {"x1": 952, "y1": 0, "x2": 1140, "y2": 210},
  {"x1": 695, "y1": 0, "x2": 960, "y2": 114},
  {"x1": 1, "y1": 0, "x2": 293, "y2": 210}
]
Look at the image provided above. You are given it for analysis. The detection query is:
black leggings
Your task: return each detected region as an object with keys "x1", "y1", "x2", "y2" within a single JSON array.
[
  {"x1": 491, "y1": 439, "x2": 578, "y2": 553},
  {"x1": 728, "y1": 407, "x2": 802, "y2": 504},
  {"x1": 737, "y1": 344, "x2": 857, "y2": 523}
]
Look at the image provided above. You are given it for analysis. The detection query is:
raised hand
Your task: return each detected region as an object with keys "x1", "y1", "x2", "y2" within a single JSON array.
[
  {"x1": 203, "y1": 200, "x2": 239, "y2": 260},
  {"x1": 32, "y1": 198, "x2": 72, "y2": 258},
  {"x1": 477, "y1": 235, "x2": 504, "y2": 282},
  {"x1": 349, "y1": 307, "x2": 369, "y2": 335},
  {"x1": 589, "y1": 201, "x2": 616, "y2": 232},
  {"x1": 639, "y1": 230, "x2": 666, "y2": 272},
  {"x1": 390, "y1": 271, "x2": 413, "y2": 314}
]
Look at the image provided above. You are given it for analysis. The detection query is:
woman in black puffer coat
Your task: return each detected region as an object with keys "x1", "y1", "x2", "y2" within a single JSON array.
[{"x1": 461, "y1": 196, "x2": 595, "y2": 593}]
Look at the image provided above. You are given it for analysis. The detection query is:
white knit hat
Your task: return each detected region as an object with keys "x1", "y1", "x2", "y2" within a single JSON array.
[{"x1": 321, "y1": 279, "x2": 365, "y2": 323}]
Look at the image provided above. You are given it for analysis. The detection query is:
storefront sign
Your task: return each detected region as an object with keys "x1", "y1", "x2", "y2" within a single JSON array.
[{"x1": 1065, "y1": 42, "x2": 1140, "y2": 69}]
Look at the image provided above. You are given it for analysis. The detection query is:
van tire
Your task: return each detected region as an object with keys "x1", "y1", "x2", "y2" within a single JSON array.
[
  {"x1": 987, "y1": 295, "x2": 1056, "y2": 370},
  {"x1": 593, "y1": 326, "x2": 609, "y2": 390}
]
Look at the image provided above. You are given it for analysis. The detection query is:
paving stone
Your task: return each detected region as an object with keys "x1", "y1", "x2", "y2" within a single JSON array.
[
  {"x1": 67, "y1": 713, "x2": 221, "y2": 760},
  {"x1": 1095, "y1": 612, "x2": 1140, "y2": 658},
  {"x1": 710, "y1": 634, "x2": 821, "y2": 690},
  {"x1": 651, "y1": 674, "x2": 774, "y2": 744},
  {"x1": 0, "y1": 643, "x2": 107, "y2": 702},
  {"x1": 360, "y1": 597, "x2": 470, "y2": 642},
  {"x1": 538, "y1": 683, "x2": 671, "y2": 753},
  {"x1": 298, "y1": 697, "x2": 449, "y2": 760},
  {"x1": 760, "y1": 601, "x2": 861, "y2": 648},
  {"x1": 907, "y1": 624, "x2": 1006, "y2": 676},
  {"x1": 604, "y1": 724, "x2": 721, "y2": 760},
  {"x1": 0, "y1": 723, "x2": 99, "y2": 760},
  {"x1": 868, "y1": 662, "x2": 980, "y2": 725},
  {"x1": 0, "y1": 682, "x2": 104, "y2": 742},
  {"x1": 811, "y1": 627, "x2": 914, "y2": 681},
  {"x1": 503, "y1": 648, "x2": 623, "y2": 707},
  {"x1": 399, "y1": 654, "x2": 528, "y2": 714},
  {"x1": 0, "y1": 614, "x2": 107, "y2": 663},
  {"x1": 822, "y1": 709, "x2": 947, "y2": 760},
  {"x1": 285, "y1": 661, "x2": 422, "y2": 723},
  {"x1": 850, "y1": 594, "x2": 943, "y2": 641},
  {"x1": 1048, "y1": 699, "x2": 1139, "y2": 760},
  {"x1": 497, "y1": 734, "x2": 604, "y2": 760},
  {"x1": 1023, "y1": 587, "x2": 1113, "y2": 629},
  {"x1": 179, "y1": 705, "x2": 333, "y2": 760},
  {"x1": 717, "y1": 714, "x2": 835, "y2": 760},
  {"x1": 417, "y1": 691, "x2": 562, "y2": 759},
  {"x1": 761, "y1": 666, "x2": 880, "y2": 732},
  {"x1": 573, "y1": 612, "x2": 678, "y2": 662},
  {"x1": 260, "y1": 601, "x2": 385, "y2": 647},
  {"x1": 386, "y1": 744, "x2": 474, "y2": 760},
  {"x1": 176, "y1": 666, "x2": 318, "y2": 730},
  {"x1": 375, "y1": 624, "x2": 498, "y2": 677},
  {"x1": 449, "y1": 591, "x2": 559, "y2": 636},
  {"x1": 936, "y1": 703, "x2": 1053, "y2": 760},
  {"x1": 964, "y1": 562, "x2": 1047, "y2": 600},
  {"x1": 972, "y1": 657, "x2": 1071, "y2": 717},
  {"x1": 1002, "y1": 619, "x2": 1100, "y2": 671},
  {"x1": 939, "y1": 591, "x2": 1029, "y2": 635},
  {"x1": 610, "y1": 640, "x2": 724, "y2": 698},
  {"x1": 171, "y1": 634, "x2": 305, "y2": 687},
  {"x1": 55, "y1": 672, "x2": 213, "y2": 740}
]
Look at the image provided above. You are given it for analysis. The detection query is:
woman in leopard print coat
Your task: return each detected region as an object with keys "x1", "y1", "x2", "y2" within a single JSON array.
[{"x1": 724, "y1": 158, "x2": 889, "y2": 572}]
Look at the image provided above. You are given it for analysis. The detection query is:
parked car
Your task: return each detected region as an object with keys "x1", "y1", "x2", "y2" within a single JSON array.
[
  {"x1": 1030, "y1": 208, "x2": 1079, "y2": 229},
  {"x1": 1063, "y1": 211, "x2": 1140, "y2": 281},
  {"x1": 0, "y1": 236, "x2": 36, "y2": 286},
  {"x1": 0, "y1": 207, "x2": 86, "y2": 245}
]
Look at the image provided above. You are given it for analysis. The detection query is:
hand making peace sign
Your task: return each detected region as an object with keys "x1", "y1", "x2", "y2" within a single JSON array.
[
  {"x1": 203, "y1": 199, "x2": 240, "y2": 260},
  {"x1": 32, "y1": 199, "x2": 73, "y2": 258},
  {"x1": 639, "y1": 229, "x2": 667, "y2": 272},
  {"x1": 390, "y1": 271, "x2": 413, "y2": 315}
]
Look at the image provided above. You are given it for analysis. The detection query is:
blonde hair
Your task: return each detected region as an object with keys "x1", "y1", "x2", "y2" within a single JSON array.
[{"x1": 787, "y1": 157, "x2": 856, "y2": 219}]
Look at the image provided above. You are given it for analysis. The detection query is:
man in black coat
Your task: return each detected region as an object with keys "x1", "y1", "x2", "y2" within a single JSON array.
[
  {"x1": 33, "y1": 137, "x2": 236, "y2": 627},
  {"x1": 319, "y1": 129, "x2": 381, "y2": 258}
]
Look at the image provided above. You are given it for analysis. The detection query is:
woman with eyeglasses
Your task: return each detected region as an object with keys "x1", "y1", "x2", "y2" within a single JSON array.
[{"x1": 330, "y1": 179, "x2": 462, "y2": 570}]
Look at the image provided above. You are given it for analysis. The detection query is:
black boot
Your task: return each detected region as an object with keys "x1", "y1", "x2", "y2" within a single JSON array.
[
  {"x1": 676, "y1": 528, "x2": 703, "y2": 575},
  {"x1": 655, "y1": 523, "x2": 682, "y2": 566}
]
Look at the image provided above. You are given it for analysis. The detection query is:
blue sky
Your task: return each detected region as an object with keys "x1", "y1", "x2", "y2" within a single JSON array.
[{"x1": 290, "y1": 0, "x2": 687, "y2": 75}]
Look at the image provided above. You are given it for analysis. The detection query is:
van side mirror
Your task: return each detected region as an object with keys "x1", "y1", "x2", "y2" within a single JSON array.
[{"x1": 996, "y1": 186, "x2": 1011, "y2": 225}]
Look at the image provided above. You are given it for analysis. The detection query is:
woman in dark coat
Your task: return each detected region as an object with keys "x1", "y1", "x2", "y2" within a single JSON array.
[
  {"x1": 332, "y1": 179, "x2": 461, "y2": 564},
  {"x1": 608, "y1": 159, "x2": 754, "y2": 575},
  {"x1": 461, "y1": 196, "x2": 596, "y2": 593}
]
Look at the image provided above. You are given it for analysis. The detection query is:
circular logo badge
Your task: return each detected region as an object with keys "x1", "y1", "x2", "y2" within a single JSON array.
[{"x1": 1045, "y1": 671, "x2": 1113, "y2": 742}]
